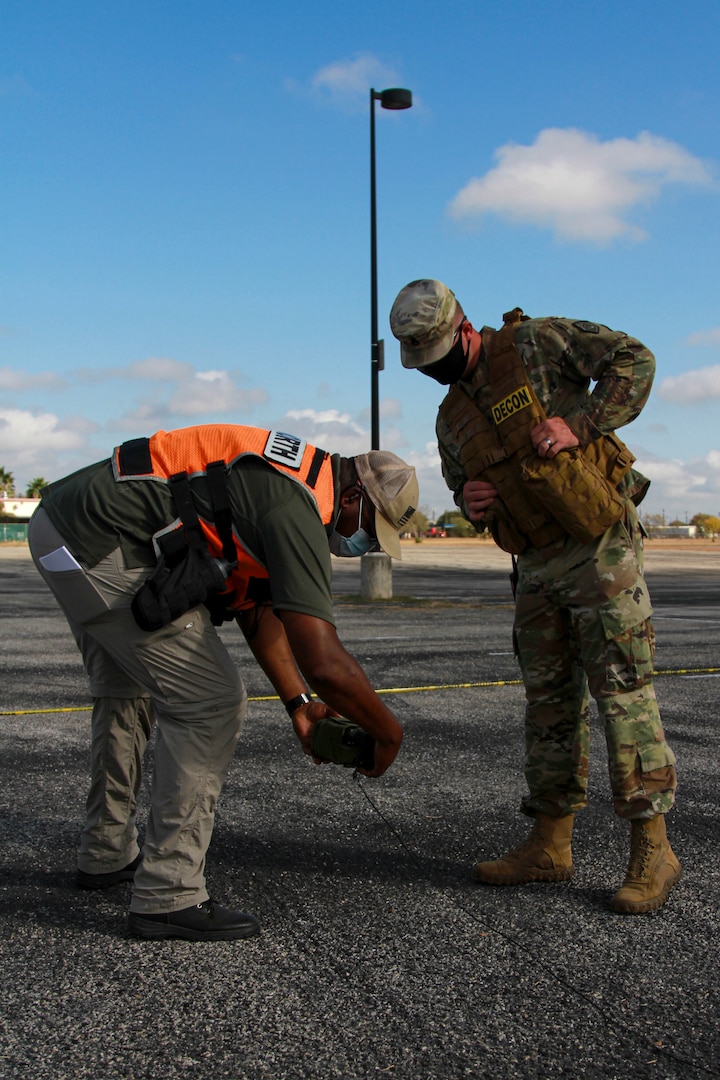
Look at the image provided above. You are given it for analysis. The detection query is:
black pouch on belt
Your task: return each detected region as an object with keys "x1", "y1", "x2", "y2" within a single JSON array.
[
  {"x1": 131, "y1": 463, "x2": 235, "y2": 632},
  {"x1": 131, "y1": 546, "x2": 228, "y2": 632}
]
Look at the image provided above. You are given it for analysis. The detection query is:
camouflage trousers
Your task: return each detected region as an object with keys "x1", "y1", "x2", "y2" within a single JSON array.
[{"x1": 513, "y1": 500, "x2": 677, "y2": 821}]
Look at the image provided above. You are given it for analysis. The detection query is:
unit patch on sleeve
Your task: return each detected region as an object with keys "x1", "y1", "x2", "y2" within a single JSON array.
[
  {"x1": 263, "y1": 430, "x2": 306, "y2": 469},
  {"x1": 572, "y1": 321, "x2": 601, "y2": 334},
  {"x1": 492, "y1": 385, "x2": 533, "y2": 425}
]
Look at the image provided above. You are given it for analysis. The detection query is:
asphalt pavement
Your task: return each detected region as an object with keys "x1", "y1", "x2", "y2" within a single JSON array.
[{"x1": 1, "y1": 540, "x2": 719, "y2": 1080}]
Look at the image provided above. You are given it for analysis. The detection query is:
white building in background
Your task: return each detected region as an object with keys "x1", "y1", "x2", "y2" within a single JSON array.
[
  {"x1": 649, "y1": 525, "x2": 698, "y2": 539},
  {"x1": 0, "y1": 496, "x2": 41, "y2": 519}
]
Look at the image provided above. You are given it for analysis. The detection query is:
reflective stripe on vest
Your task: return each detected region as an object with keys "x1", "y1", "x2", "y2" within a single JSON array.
[
  {"x1": 113, "y1": 425, "x2": 334, "y2": 521},
  {"x1": 112, "y1": 425, "x2": 335, "y2": 610}
]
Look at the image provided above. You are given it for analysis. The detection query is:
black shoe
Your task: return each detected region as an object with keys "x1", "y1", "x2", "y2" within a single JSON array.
[
  {"x1": 128, "y1": 900, "x2": 261, "y2": 941},
  {"x1": 76, "y1": 852, "x2": 142, "y2": 890}
]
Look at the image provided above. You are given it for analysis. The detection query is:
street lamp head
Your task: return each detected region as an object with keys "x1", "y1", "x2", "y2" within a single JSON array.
[{"x1": 375, "y1": 88, "x2": 413, "y2": 110}]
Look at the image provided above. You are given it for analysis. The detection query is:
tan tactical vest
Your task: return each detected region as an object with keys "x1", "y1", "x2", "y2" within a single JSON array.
[{"x1": 439, "y1": 310, "x2": 635, "y2": 554}]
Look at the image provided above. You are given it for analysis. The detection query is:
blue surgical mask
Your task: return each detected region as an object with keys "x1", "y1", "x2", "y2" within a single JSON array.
[{"x1": 329, "y1": 496, "x2": 379, "y2": 558}]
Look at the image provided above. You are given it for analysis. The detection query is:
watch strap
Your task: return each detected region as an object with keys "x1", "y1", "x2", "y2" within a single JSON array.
[{"x1": 284, "y1": 692, "x2": 313, "y2": 717}]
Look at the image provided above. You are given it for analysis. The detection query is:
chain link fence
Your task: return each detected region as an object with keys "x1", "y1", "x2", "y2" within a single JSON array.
[{"x1": 0, "y1": 522, "x2": 29, "y2": 542}]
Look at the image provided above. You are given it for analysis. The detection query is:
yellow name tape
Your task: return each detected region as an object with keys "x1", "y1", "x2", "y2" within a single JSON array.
[{"x1": 492, "y1": 385, "x2": 532, "y2": 424}]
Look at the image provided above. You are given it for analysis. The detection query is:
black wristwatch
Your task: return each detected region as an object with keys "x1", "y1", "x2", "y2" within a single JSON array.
[{"x1": 284, "y1": 692, "x2": 313, "y2": 718}]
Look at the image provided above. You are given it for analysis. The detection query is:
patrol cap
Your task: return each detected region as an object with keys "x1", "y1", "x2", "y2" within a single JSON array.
[
  {"x1": 353, "y1": 451, "x2": 418, "y2": 561},
  {"x1": 390, "y1": 279, "x2": 459, "y2": 369}
]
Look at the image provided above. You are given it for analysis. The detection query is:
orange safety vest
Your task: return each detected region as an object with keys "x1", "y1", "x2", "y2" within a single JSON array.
[{"x1": 113, "y1": 425, "x2": 336, "y2": 610}]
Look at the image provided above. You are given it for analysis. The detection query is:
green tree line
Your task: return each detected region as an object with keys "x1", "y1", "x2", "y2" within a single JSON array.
[
  {"x1": 642, "y1": 512, "x2": 720, "y2": 537},
  {"x1": 1, "y1": 469, "x2": 48, "y2": 519},
  {"x1": 0, "y1": 467, "x2": 47, "y2": 498}
]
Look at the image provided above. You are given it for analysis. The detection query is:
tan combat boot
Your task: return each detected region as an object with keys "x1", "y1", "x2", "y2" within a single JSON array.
[
  {"x1": 610, "y1": 815, "x2": 682, "y2": 914},
  {"x1": 473, "y1": 813, "x2": 574, "y2": 885}
]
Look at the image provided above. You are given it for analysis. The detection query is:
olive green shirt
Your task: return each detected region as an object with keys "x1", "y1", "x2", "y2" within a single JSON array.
[{"x1": 40, "y1": 454, "x2": 341, "y2": 624}]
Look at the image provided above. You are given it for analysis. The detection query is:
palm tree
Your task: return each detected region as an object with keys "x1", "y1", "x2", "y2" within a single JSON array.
[
  {"x1": 0, "y1": 467, "x2": 15, "y2": 497},
  {"x1": 26, "y1": 477, "x2": 47, "y2": 498}
]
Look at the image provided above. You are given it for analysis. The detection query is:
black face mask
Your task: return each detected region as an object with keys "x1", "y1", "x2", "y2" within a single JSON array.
[{"x1": 419, "y1": 327, "x2": 470, "y2": 385}]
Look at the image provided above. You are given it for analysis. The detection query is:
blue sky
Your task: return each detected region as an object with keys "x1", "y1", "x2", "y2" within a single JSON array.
[{"x1": 2, "y1": 0, "x2": 719, "y2": 521}]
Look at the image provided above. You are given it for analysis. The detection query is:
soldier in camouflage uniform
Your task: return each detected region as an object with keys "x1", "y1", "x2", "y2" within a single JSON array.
[{"x1": 390, "y1": 278, "x2": 681, "y2": 914}]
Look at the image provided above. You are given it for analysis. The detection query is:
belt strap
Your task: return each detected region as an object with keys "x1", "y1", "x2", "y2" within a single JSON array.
[
  {"x1": 160, "y1": 464, "x2": 236, "y2": 570},
  {"x1": 205, "y1": 460, "x2": 236, "y2": 565}
]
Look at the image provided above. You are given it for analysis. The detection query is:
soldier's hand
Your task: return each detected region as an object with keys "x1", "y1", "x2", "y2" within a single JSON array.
[
  {"x1": 357, "y1": 725, "x2": 403, "y2": 779},
  {"x1": 531, "y1": 417, "x2": 579, "y2": 459},
  {"x1": 290, "y1": 699, "x2": 338, "y2": 762},
  {"x1": 463, "y1": 479, "x2": 498, "y2": 522}
]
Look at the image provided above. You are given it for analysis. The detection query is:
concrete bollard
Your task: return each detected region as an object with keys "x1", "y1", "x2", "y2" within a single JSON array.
[{"x1": 360, "y1": 551, "x2": 393, "y2": 599}]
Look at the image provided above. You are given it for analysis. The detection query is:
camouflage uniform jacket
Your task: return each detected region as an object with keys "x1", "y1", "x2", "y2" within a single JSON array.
[{"x1": 437, "y1": 316, "x2": 654, "y2": 523}]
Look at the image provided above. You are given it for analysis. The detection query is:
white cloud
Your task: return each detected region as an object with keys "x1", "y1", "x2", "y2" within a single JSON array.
[
  {"x1": 104, "y1": 402, "x2": 172, "y2": 430},
  {"x1": 448, "y1": 128, "x2": 716, "y2": 244},
  {"x1": 166, "y1": 370, "x2": 269, "y2": 417},
  {"x1": 686, "y1": 328, "x2": 720, "y2": 349},
  {"x1": 127, "y1": 357, "x2": 195, "y2": 380},
  {"x1": 283, "y1": 408, "x2": 366, "y2": 454},
  {"x1": 307, "y1": 54, "x2": 401, "y2": 108},
  {"x1": 418, "y1": 440, "x2": 443, "y2": 470},
  {"x1": 287, "y1": 408, "x2": 354, "y2": 426},
  {"x1": 411, "y1": 442, "x2": 453, "y2": 518},
  {"x1": 278, "y1": 411, "x2": 449, "y2": 514},
  {"x1": 74, "y1": 357, "x2": 195, "y2": 384},
  {"x1": 0, "y1": 367, "x2": 66, "y2": 392},
  {"x1": 636, "y1": 450, "x2": 720, "y2": 513},
  {"x1": 656, "y1": 364, "x2": 720, "y2": 402},
  {"x1": 71, "y1": 364, "x2": 270, "y2": 421},
  {"x1": 379, "y1": 398, "x2": 402, "y2": 419},
  {"x1": 195, "y1": 370, "x2": 226, "y2": 383},
  {"x1": 0, "y1": 408, "x2": 88, "y2": 470}
]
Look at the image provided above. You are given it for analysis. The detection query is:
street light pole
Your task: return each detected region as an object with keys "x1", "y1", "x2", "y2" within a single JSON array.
[
  {"x1": 369, "y1": 87, "x2": 412, "y2": 451},
  {"x1": 361, "y1": 87, "x2": 412, "y2": 602}
]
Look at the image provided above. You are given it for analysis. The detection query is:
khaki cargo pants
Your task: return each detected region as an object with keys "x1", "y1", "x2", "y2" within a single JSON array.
[{"x1": 29, "y1": 508, "x2": 246, "y2": 913}]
